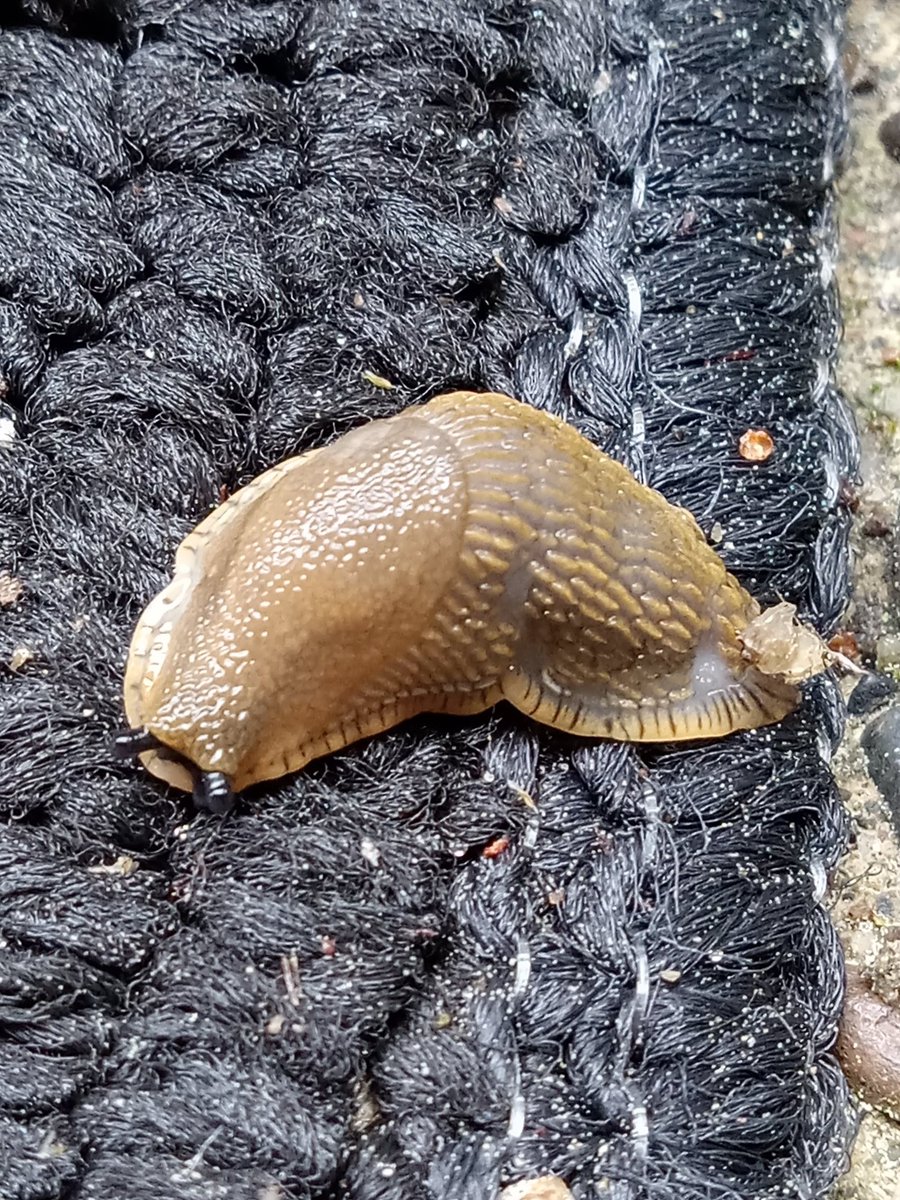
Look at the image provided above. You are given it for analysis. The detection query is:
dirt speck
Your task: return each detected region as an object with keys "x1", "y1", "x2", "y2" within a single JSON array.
[{"x1": 0, "y1": 571, "x2": 24, "y2": 607}]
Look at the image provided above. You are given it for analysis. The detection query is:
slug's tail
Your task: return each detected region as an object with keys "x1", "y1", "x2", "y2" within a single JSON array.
[
  {"x1": 501, "y1": 635, "x2": 801, "y2": 744},
  {"x1": 611, "y1": 667, "x2": 800, "y2": 742}
]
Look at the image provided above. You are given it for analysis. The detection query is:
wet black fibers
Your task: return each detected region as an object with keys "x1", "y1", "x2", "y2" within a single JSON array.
[{"x1": 0, "y1": 1, "x2": 856, "y2": 1198}]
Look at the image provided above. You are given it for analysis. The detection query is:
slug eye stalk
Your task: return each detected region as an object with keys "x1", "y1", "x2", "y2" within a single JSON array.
[
  {"x1": 114, "y1": 727, "x2": 235, "y2": 814},
  {"x1": 113, "y1": 727, "x2": 161, "y2": 758},
  {"x1": 193, "y1": 771, "x2": 235, "y2": 815}
]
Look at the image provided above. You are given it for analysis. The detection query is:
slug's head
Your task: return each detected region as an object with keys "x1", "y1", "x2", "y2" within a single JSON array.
[
  {"x1": 118, "y1": 565, "x2": 236, "y2": 809},
  {"x1": 118, "y1": 404, "x2": 475, "y2": 803},
  {"x1": 113, "y1": 727, "x2": 235, "y2": 813},
  {"x1": 121, "y1": 560, "x2": 307, "y2": 803},
  {"x1": 118, "y1": 546, "x2": 266, "y2": 810}
]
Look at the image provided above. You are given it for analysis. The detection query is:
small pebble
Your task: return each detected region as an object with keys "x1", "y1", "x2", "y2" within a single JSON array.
[
  {"x1": 878, "y1": 112, "x2": 900, "y2": 163},
  {"x1": 843, "y1": 43, "x2": 878, "y2": 94},
  {"x1": 738, "y1": 428, "x2": 774, "y2": 462},
  {"x1": 0, "y1": 572, "x2": 24, "y2": 607},
  {"x1": 848, "y1": 672, "x2": 897, "y2": 716},
  {"x1": 876, "y1": 634, "x2": 900, "y2": 674},
  {"x1": 836, "y1": 966, "x2": 900, "y2": 1119},
  {"x1": 828, "y1": 629, "x2": 860, "y2": 661},
  {"x1": 861, "y1": 705, "x2": 900, "y2": 835},
  {"x1": 8, "y1": 645, "x2": 35, "y2": 672},
  {"x1": 862, "y1": 513, "x2": 892, "y2": 538},
  {"x1": 839, "y1": 479, "x2": 860, "y2": 512},
  {"x1": 874, "y1": 892, "x2": 895, "y2": 921}
]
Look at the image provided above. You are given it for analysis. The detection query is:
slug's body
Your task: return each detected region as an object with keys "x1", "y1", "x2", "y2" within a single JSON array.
[{"x1": 122, "y1": 391, "x2": 800, "y2": 800}]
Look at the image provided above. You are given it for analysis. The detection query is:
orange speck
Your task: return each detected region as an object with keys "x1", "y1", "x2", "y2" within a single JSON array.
[
  {"x1": 828, "y1": 630, "x2": 860, "y2": 661},
  {"x1": 482, "y1": 836, "x2": 509, "y2": 858},
  {"x1": 738, "y1": 429, "x2": 774, "y2": 462}
]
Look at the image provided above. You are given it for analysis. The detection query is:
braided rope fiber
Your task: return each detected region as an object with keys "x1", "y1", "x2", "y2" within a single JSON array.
[{"x1": 0, "y1": 1, "x2": 856, "y2": 1197}]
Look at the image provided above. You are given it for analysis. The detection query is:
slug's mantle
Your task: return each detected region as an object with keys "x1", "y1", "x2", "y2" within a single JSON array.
[{"x1": 120, "y1": 391, "x2": 822, "y2": 804}]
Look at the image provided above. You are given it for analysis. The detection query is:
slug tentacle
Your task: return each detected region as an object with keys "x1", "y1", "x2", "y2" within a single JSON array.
[
  {"x1": 114, "y1": 727, "x2": 162, "y2": 758},
  {"x1": 123, "y1": 390, "x2": 815, "y2": 797},
  {"x1": 194, "y1": 771, "x2": 235, "y2": 815}
]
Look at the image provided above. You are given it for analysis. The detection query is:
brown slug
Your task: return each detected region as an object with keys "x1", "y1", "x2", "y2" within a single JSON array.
[{"x1": 120, "y1": 390, "x2": 811, "y2": 809}]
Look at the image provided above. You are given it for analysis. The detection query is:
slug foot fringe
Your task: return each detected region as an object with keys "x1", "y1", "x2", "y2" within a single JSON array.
[{"x1": 0, "y1": 2, "x2": 857, "y2": 1199}]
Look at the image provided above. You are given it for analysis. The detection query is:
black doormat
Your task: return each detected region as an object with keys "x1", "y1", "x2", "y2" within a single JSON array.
[{"x1": 0, "y1": 2, "x2": 856, "y2": 1197}]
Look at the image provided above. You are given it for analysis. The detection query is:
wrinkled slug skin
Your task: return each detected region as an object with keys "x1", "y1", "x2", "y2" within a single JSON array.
[{"x1": 124, "y1": 391, "x2": 799, "y2": 792}]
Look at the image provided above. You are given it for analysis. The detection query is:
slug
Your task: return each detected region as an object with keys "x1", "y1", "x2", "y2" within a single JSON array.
[{"x1": 119, "y1": 390, "x2": 810, "y2": 810}]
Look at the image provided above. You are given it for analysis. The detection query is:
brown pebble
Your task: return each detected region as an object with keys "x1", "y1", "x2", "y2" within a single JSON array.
[
  {"x1": 500, "y1": 1178, "x2": 573, "y2": 1200},
  {"x1": 738, "y1": 428, "x2": 774, "y2": 462},
  {"x1": 0, "y1": 571, "x2": 24, "y2": 608},
  {"x1": 836, "y1": 966, "x2": 900, "y2": 1118},
  {"x1": 878, "y1": 112, "x2": 900, "y2": 163},
  {"x1": 845, "y1": 896, "x2": 871, "y2": 922},
  {"x1": 862, "y1": 513, "x2": 892, "y2": 538},
  {"x1": 828, "y1": 630, "x2": 861, "y2": 662},
  {"x1": 843, "y1": 43, "x2": 878, "y2": 94}
]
